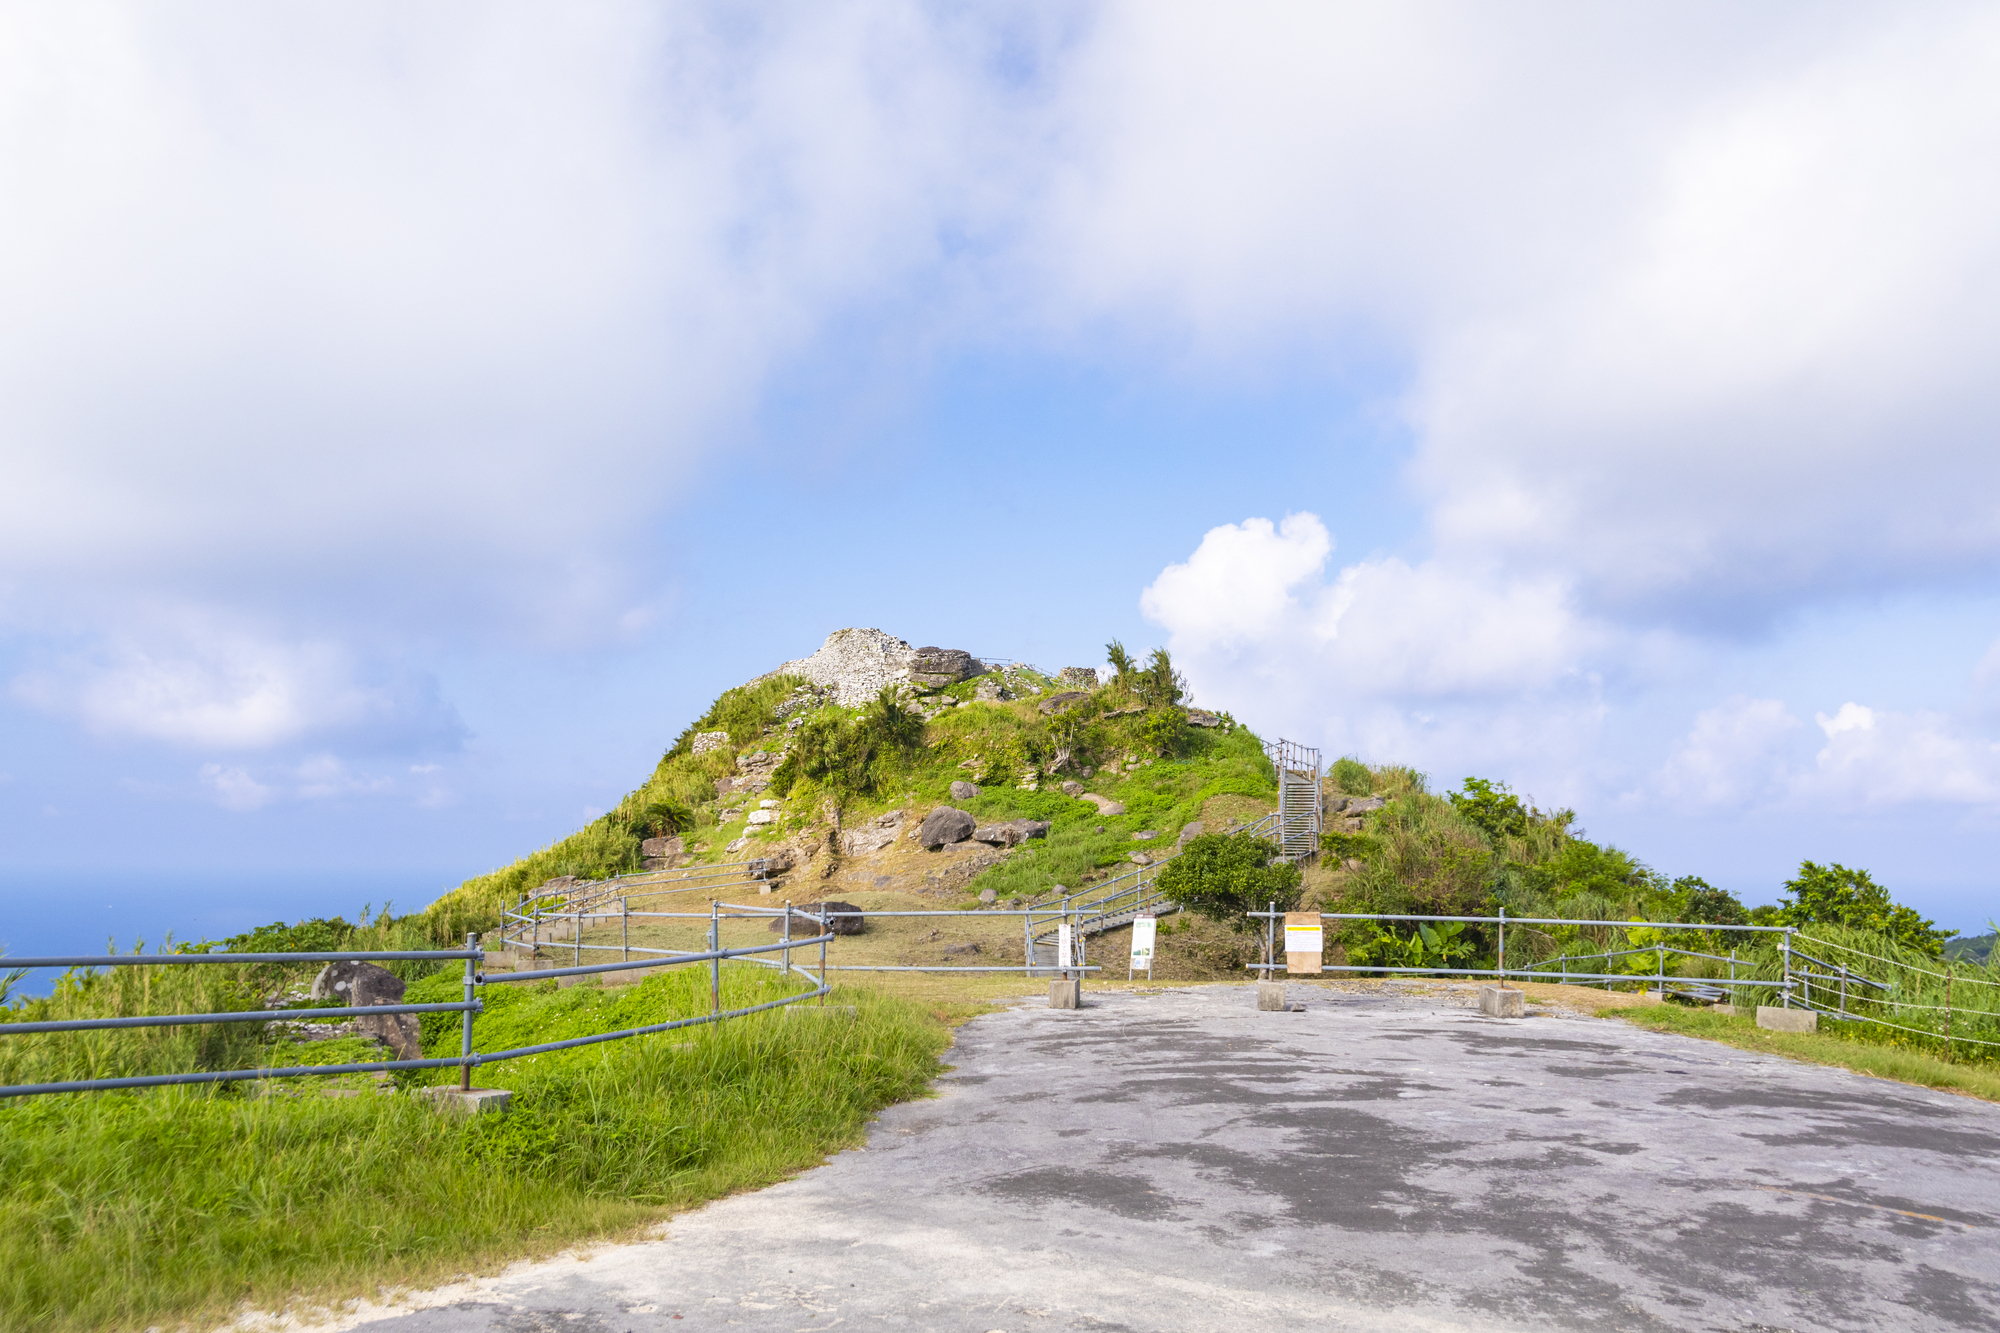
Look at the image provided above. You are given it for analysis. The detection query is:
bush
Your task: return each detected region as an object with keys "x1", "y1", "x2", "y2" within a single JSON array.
[
  {"x1": 770, "y1": 687, "x2": 924, "y2": 800},
  {"x1": 1156, "y1": 833, "x2": 1302, "y2": 932},
  {"x1": 1330, "y1": 756, "x2": 1371, "y2": 795}
]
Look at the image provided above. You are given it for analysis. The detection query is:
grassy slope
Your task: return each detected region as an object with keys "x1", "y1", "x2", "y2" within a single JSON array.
[
  {"x1": 0, "y1": 969, "x2": 954, "y2": 1333},
  {"x1": 1611, "y1": 1002, "x2": 2000, "y2": 1103}
]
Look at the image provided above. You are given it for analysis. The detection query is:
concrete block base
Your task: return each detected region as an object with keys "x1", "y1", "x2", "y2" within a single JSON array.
[
  {"x1": 417, "y1": 1086, "x2": 512, "y2": 1116},
  {"x1": 1257, "y1": 981, "x2": 1288, "y2": 1012},
  {"x1": 1757, "y1": 1005, "x2": 1819, "y2": 1033},
  {"x1": 1479, "y1": 986, "x2": 1526, "y2": 1018},
  {"x1": 1049, "y1": 979, "x2": 1081, "y2": 1009}
]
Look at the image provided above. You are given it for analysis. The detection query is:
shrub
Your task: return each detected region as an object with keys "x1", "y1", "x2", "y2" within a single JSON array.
[
  {"x1": 770, "y1": 687, "x2": 924, "y2": 800},
  {"x1": 1156, "y1": 833, "x2": 1302, "y2": 932},
  {"x1": 1330, "y1": 756, "x2": 1371, "y2": 795}
]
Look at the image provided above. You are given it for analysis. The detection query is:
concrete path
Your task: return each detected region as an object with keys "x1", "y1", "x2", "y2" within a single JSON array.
[{"x1": 330, "y1": 984, "x2": 2000, "y2": 1333}]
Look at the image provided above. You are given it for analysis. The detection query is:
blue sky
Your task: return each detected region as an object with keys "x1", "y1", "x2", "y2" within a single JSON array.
[{"x1": 4, "y1": 1, "x2": 1999, "y2": 956}]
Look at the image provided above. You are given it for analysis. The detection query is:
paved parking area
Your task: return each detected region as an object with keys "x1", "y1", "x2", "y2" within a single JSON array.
[{"x1": 331, "y1": 983, "x2": 2000, "y2": 1333}]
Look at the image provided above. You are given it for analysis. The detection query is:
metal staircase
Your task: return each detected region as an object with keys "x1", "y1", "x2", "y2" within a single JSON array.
[{"x1": 1264, "y1": 738, "x2": 1322, "y2": 862}]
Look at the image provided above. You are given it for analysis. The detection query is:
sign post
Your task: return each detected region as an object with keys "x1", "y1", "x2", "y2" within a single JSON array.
[
  {"x1": 1284, "y1": 912, "x2": 1323, "y2": 975},
  {"x1": 1129, "y1": 915, "x2": 1157, "y2": 981}
]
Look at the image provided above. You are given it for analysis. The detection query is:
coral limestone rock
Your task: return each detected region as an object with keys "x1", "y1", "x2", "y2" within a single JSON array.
[{"x1": 770, "y1": 628, "x2": 919, "y2": 708}]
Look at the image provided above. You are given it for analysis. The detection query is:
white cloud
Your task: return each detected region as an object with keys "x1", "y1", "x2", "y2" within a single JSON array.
[
  {"x1": 1038, "y1": 3, "x2": 2000, "y2": 629},
  {"x1": 1807, "y1": 702, "x2": 2000, "y2": 806},
  {"x1": 199, "y1": 763, "x2": 274, "y2": 812},
  {"x1": 10, "y1": 613, "x2": 461, "y2": 750},
  {"x1": 1655, "y1": 696, "x2": 1803, "y2": 809},
  {"x1": 1650, "y1": 696, "x2": 2000, "y2": 812}
]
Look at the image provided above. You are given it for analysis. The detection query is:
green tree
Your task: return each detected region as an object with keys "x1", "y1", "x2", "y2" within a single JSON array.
[
  {"x1": 1449, "y1": 777, "x2": 1531, "y2": 839},
  {"x1": 1666, "y1": 875, "x2": 1748, "y2": 925},
  {"x1": 1776, "y1": 861, "x2": 1952, "y2": 956},
  {"x1": 1156, "y1": 833, "x2": 1302, "y2": 932}
]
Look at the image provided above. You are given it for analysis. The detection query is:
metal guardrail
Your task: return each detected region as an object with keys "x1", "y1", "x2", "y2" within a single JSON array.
[{"x1": 0, "y1": 930, "x2": 831, "y2": 1099}]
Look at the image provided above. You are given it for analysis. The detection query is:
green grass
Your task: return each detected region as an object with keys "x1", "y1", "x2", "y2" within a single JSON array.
[
  {"x1": 0, "y1": 967, "x2": 952, "y2": 1333},
  {"x1": 1611, "y1": 1002, "x2": 2000, "y2": 1103}
]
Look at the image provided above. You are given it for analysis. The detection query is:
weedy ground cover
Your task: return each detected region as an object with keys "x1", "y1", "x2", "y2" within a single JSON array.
[
  {"x1": 1610, "y1": 1001, "x2": 2000, "y2": 1103},
  {"x1": 0, "y1": 966, "x2": 952, "y2": 1333}
]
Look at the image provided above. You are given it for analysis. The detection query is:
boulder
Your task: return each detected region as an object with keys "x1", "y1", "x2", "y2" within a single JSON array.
[
  {"x1": 1080, "y1": 793, "x2": 1125, "y2": 817},
  {"x1": 1037, "y1": 691, "x2": 1089, "y2": 716},
  {"x1": 1130, "y1": 852, "x2": 1152, "y2": 865},
  {"x1": 309, "y1": 961, "x2": 421, "y2": 1061},
  {"x1": 690, "y1": 730, "x2": 729, "y2": 755},
  {"x1": 640, "y1": 835, "x2": 684, "y2": 860},
  {"x1": 769, "y1": 901, "x2": 864, "y2": 936},
  {"x1": 972, "y1": 679, "x2": 1011, "y2": 702},
  {"x1": 533, "y1": 875, "x2": 581, "y2": 899},
  {"x1": 978, "y1": 888, "x2": 998, "y2": 903},
  {"x1": 747, "y1": 810, "x2": 777, "y2": 826},
  {"x1": 1131, "y1": 830, "x2": 1158, "y2": 841},
  {"x1": 971, "y1": 819, "x2": 1052, "y2": 848},
  {"x1": 753, "y1": 847, "x2": 797, "y2": 876},
  {"x1": 1344, "y1": 797, "x2": 1387, "y2": 817},
  {"x1": 1176, "y1": 821, "x2": 1205, "y2": 847},
  {"x1": 918, "y1": 806, "x2": 977, "y2": 849},
  {"x1": 1060, "y1": 780, "x2": 1084, "y2": 797},
  {"x1": 909, "y1": 647, "x2": 979, "y2": 690},
  {"x1": 1057, "y1": 667, "x2": 1100, "y2": 689},
  {"x1": 1185, "y1": 708, "x2": 1222, "y2": 728},
  {"x1": 950, "y1": 780, "x2": 981, "y2": 801},
  {"x1": 942, "y1": 941, "x2": 983, "y2": 957},
  {"x1": 842, "y1": 826, "x2": 897, "y2": 856}
]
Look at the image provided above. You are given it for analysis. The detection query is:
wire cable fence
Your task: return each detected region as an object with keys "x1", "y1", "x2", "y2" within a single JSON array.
[
  {"x1": 1242, "y1": 908, "x2": 2000, "y2": 1058},
  {"x1": 0, "y1": 929, "x2": 832, "y2": 1100}
]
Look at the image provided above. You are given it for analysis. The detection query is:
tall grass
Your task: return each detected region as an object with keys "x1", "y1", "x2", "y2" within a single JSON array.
[
  {"x1": 0, "y1": 947, "x2": 275, "y2": 1089},
  {"x1": 0, "y1": 966, "x2": 949, "y2": 1333}
]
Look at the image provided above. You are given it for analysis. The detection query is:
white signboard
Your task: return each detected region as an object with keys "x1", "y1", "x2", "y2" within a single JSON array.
[
  {"x1": 1130, "y1": 916, "x2": 1157, "y2": 967},
  {"x1": 1057, "y1": 922, "x2": 1075, "y2": 971},
  {"x1": 1285, "y1": 921, "x2": 1323, "y2": 954},
  {"x1": 1285, "y1": 911, "x2": 1324, "y2": 975}
]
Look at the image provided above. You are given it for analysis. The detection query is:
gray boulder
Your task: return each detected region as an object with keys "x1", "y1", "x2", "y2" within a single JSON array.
[
  {"x1": 971, "y1": 819, "x2": 1051, "y2": 848},
  {"x1": 1185, "y1": 708, "x2": 1222, "y2": 728},
  {"x1": 309, "y1": 961, "x2": 420, "y2": 1061},
  {"x1": 1060, "y1": 780, "x2": 1084, "y2": 797},
  {"x1": 1344, "y1": 796, "x2": 1387, "y2": 817},
  {"x1": 1080, "y1": 793, "x2": 1125, "y2": 817},
  {"x1": 1037, "y1": 691, "x2": 1089, "y2": 716},
  {"x1": 918, "y1": 806, "x2": 977, "y2": 849},
  {"x1": 1176, "y1": 820, "x2": 1205, "y2": 847},
  {"x1": 1057, "y1": 667, "x2": 1100, "y2": 689},
  {"x1": 950, "y1": 780, "x2": 981, "y2": 801},
  {"x1": 769, "y1": 901, "x2": 864, "y2": 936},
  {"x1": 909, "y1": 647, "x2": 979, "y2": 690}
]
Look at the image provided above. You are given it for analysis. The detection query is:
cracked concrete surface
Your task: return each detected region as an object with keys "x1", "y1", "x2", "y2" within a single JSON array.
[{"x1": 324, "y1": 984, "x2": 2000, "y2": 1333}]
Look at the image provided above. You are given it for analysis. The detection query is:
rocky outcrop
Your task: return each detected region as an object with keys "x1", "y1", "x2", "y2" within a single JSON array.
[
  {"x1": 972, "y1": 819, "x2": 1050, "y2": 847},
  {"x1": 909, "y1": 647, "x2": 981, "y2": 691},
  {"x1": 769, "y1": 628, "x2": 918, "y2": 708},
  {"x1": 1176, "y1": 821, "x2": 1205, "y2": 847},
  {"x1": 690, "y1": 730, "x2": 729, "y2": 754},
  {"x1": 309, "y1": 961, "x2": 421, "y2": 1061},
  {"x1": 641, "y1": 835, "x2": 685, "y2": 871},
  {"x1": 1057, "y1": 667, "x2": 1100, "y2": 689},
  {"x1": 918, "y1": 806, "x2": 977, "y2": 849},
  {"x1": 842, "y1": 810, "x2": 903, "y2": 856},
  {"x1": 768, "y1": 901, "x2": 864, "y2": 935},
  {"x1": 1038, "y1": 691, "x2": 1089, "y2": 716},
  {"x1": 718, "y1": 749, "x2": 785, "y2": 797},
  {"x1": 972, "y1": 678, "x2": 1010, "y2": 702},
  {"x1": 949, "y1": 780, "x2": 981, "y2": 801},
  {"x1": 1185, "y1": 708, "x2": 1222, "y2": 728}
]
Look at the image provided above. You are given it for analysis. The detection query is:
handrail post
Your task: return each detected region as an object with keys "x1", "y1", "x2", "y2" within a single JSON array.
[
  {"x1": 461, "y1": 932, "x2": 478, "y2": 1092},
  {"x1": 710, "y1": 900, "x2": 721, "y2": 1014},
  {"x1": 1497, "y1": 906, "x2": 1505, "y2": 982},
  {"x1": 622, "y1": 896, "x2": 629, "y2": 963},
  {"x1": 782, "y1": 899, "x2": 792, "y2": 978}
]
